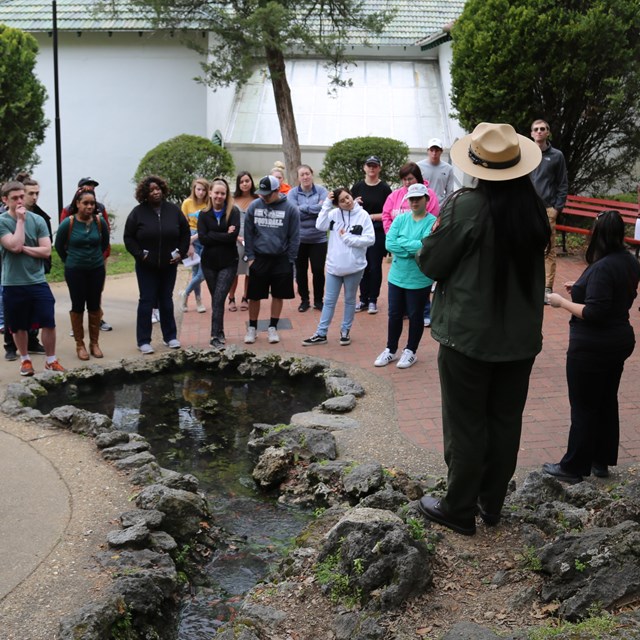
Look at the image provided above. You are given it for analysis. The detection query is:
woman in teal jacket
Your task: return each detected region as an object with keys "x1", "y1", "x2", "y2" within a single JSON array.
[
  {"x1": 55, "y1": 187, "x2": 110, "y2": 360},
  {"x1": 374, "y1": 183, "x2": 436, "y2": 370}
]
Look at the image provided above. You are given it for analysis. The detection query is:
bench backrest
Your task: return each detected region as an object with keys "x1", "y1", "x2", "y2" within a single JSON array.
[{"x1": 564, "y1": 194, "x2": 639, "y2": 223}]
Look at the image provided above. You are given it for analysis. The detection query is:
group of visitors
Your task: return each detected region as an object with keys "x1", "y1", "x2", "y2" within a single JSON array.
[{"x1": 2, "y1": 119, "x2": 638, "y2": 542}]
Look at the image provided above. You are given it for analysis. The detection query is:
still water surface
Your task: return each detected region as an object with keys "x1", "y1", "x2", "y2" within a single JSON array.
[{"x1": 39, "y1": 370, "x2": 327, "y2": 637}]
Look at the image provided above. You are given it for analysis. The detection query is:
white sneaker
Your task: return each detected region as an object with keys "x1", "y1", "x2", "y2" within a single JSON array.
[
  {"x1": 267, "y1": 326, "x2": 280, "y2": 344},
  {"x1": 179, "y1": 291, "x2": 188, "y2": 312},
  {"x1": 151, "y1": 309, "x2": 160, "y2": 323},
  {"x1": 196, "y1": 297, "x2": 206, "y2": 313},
  {"x1": 397, "y1": 348, "x2": 417, "y2": 369},
  {"x1": 244, "y1": 326, "x2": 257, "y2": 344},
  {"x1": 374, "y1": 348, "x2": 398, "y2": 367},
  {"x1": 138, "y1": 343, "x2": 154, "y2": 355},
  {"x1": 164, "y1": 339, "x2": 181, "y2": 349}
]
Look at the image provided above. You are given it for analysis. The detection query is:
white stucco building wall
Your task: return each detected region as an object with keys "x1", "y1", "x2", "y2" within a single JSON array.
[{"x1": 32, "y1": 32, "x2": 207, "y2": 241}]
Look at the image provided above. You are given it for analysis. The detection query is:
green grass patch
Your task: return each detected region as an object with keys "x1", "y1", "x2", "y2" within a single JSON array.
[
  {"x1": 47, "y1": 244, "x2": 135, "y2": 283},
  {"x1": 527, "y1": 611, "x2": 615, "y2": 639}
]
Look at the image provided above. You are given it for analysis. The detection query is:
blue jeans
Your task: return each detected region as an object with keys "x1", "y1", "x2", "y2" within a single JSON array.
[
  {"x1": 316, "y1": 270, "x2": 363, "y2": 336},
  {"x1": 135, "y1": 262, "x2": 178, "y2": 346},
  {"x1": 185, "y1": 238, "x2": 204, "y2": 298},
  {"x1": 387, "y1": 281, "x2": 429, "y2": 353}
]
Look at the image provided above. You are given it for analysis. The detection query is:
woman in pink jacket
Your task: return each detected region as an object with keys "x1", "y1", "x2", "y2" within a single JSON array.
[{"x1": 382, "y1": 162, "x2": 440, "y2": 233}]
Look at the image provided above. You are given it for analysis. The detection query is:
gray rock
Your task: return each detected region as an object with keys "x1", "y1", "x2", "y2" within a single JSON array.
[
  {"x1": 343, "y1": 462, "x2": 385, "y2": 499},
  {"x1": 507, "y1": 471, "x2": 567, "y2": 509},
  {"x1": 129, "y1": 462, "x2": 164, "y2": 486},
  {"x1": 564, "y1": 481, "x2": 607, "y2": 508},
  {"x1": 149, "y1": 530, "x2": 177, "y2": 552},
  {"x1": 321, "y1": 394, "x2": 357, "y2": 413},
  {"x1": 333, "y1": 611, "x2": 385, "y2": 640},
  {"x1": 621, "y1": 479, "x2": 640, "y2": 505},
  {"x1": 441, "y1": 621, "x2": 501, "y2": 639},
  {"x1": 319, "y1": 507, "x2": 432, "y2": 610},
  {"x1": 47, "y1": 405, "x2": 113, "y2": 436},
  {"x1": 4, "y1": 382, "x2": 38, "y2": 406},
  {"x1": 240, "y1": 603, "x2": 286, "y2": 629},
  {"x1": 538, "y1": 520, "x2": 640, "y2": 620},
  {"x1": 290, "y1": 411, "x2": 359, "y2": 431},
  {"x1": 592, "y1": 499, "x2": 640, "y2": 527},
  {"x1": 95, "y1": 430, "x2": 131, "y2": 449},
  {"x1": 101, "y1": 440, "x2": 151, "y2": 460},
  {"x1": 248, "y1": 424, "x2": 337, "y2": 461},
  {"x1": 253, "y1": 446, "x2": 293, "y2": 488},
  {"x1": 135, "y1": 484, "x2": 208, "y2": 541},
  {"x1": 307, "y1": 460, "x2": 353, "y2": 485},
  {"x1": 359, "y1": 488, "x2": 409, "y2": 511},
  {"x1": 388, "y1": 469, "x2": 424, "y2": 501},
  {"x1": 157, "y1": 469, "x2": 200, "y2": 492},
  {"x1": 284, "y1": 355, "x2": 329, "y2": 377},
  {"x1": 507, "y1": 585, "x2": 538, "y2": 610},
  {"x1": 114, "y1": 451, "x2": 157, "y2": 470},
  {"x1": 106, "y1": 522, "x2": 150, "y2": 548},
  {"x1": 121, "y1": 509, "x2": 164, "y2": 529},
  {"x1": 215, "y1": 627, "x2": 261, "y2": 640},
  {"x1": 58, "y1": 593, "x2": 121, "y2": 640},
  {"x1": 325, "y1": 376, "x2": 365, "y2": 398}
]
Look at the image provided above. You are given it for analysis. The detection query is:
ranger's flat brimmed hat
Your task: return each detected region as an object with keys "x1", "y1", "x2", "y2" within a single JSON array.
[{"x1": 450, "y1": 122, "x2": 541, "y2": 181}]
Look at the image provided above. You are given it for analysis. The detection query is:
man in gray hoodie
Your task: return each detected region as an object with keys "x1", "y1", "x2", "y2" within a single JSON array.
[{"x1": 244, "y1": 175, "x2": 300, "y2": 345}]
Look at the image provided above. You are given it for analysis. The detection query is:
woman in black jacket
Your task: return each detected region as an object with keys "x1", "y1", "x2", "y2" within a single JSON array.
[
  {"x1": 124, "y1": 175, "x2": 190, "y2": 354},
  {"x1": 544, "y1": 210, "x2": 640, "y2": 482},
  {"x1": 198, "y1": 177, "x2": 240, "y2": 348}
]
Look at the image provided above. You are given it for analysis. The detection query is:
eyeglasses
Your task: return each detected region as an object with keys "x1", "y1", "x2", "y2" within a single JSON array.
[{"x1": 532, "y1": 127, "x2": 547, "y2": 132}]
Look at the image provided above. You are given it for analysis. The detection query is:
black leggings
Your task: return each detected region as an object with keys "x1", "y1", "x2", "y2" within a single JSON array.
[
  {"x1": 203, "y1": 264, "x2": 237, "y2": 337},
  {"x1": 65, "y1": 266, "x2": 106, "y2": 313}
]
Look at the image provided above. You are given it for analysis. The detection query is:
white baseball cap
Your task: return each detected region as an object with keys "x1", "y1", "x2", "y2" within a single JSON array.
[
  {"x1": 402, "y1": 183, "x2": 430, "y2": 201},
  {"x1": 427, "y1": 138, "x2": 443, "y2": 150}
]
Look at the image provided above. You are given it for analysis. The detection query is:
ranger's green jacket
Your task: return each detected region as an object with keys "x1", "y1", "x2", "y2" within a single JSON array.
[{"x1": 417, "y1": 189, "x2": 545, "y2": 362}]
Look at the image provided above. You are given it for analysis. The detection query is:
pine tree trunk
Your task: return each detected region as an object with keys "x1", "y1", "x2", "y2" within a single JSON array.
[{"x1": 265, "y1": 46, "x2": 301, "y2": 184}]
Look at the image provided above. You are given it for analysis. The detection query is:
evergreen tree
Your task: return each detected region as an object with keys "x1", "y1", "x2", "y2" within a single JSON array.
[
  {"x1": 0, "y1": 24, "x2": 48, "y2": 181},
  {"x1": 134, "y1": 0, "x2": 391, "y2": 182},
  {"x1": 450, "y1": 0, "x2": 640, "y2": 193}
]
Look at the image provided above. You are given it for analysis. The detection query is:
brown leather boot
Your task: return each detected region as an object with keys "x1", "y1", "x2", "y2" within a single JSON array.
[
  {"x1": 69, "y1": 311, "x2": 89, "y2": 360},
  {"x1": 88, "y1": 311, "x2": 104, "y2": 358}
]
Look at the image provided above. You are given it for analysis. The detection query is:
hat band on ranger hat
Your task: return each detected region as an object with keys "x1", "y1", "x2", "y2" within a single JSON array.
[{"x1": 468, "y1": 148, "x2": 521, "y2": 170}]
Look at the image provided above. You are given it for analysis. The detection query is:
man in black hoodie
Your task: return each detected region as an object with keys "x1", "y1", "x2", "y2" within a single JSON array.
[{"x1": 243, "y1": 175, "x2": 300, "y2": 345}]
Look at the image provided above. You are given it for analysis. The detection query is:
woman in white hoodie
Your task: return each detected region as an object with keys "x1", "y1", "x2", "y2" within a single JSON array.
[{"x1": 302, "y1": 188, "x2": 375, "y2": 346}]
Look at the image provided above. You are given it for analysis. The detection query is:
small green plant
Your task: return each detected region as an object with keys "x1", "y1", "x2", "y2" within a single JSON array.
[
  {"x1": 406, "y1": 517, "x2": 426, "y2": 541},
  {"x1": 574, "y1": 558, "x2": 588, "y2": 572},
  {"x1": 110, "y1": 600, "x2": 134, "y2": 640},
  {"x1": 173, "y1": 543, "x2": 191, "y2": 569},
  {"x1": 518, "y1": 545, "x2": 542, "y2": 572},
  {"x1": 315, "y1": 552, "x2": 362, "y2": 608},
  {"x1": 353, "y1": 557, "x2": 364, "y2": 575},
  {"x1": 527, "y1": 610, "x2": 615, "y2": 639},
  {"x1": 270, "y1": 423, "x2": 291, "y2": 434},
  {"x1": 313, "y1": 507, "x2": 327, "y2": 518}
]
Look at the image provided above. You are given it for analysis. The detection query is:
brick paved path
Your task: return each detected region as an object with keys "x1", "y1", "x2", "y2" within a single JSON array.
[{"x1": 179, "y1": 254, "x2": 640, "y2": 472}]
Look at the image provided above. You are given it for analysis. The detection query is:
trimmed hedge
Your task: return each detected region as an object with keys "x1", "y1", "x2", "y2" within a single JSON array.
[
  {"x1": 134, "y1": 134, "x2": 235, "y2": 203},
  {"x1": 319, "y1": 136, "x2": 409, "y2": 189}
]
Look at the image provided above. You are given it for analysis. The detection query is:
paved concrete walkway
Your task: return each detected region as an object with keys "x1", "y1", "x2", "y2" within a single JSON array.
[{"x1": 1, "y1": 253, "x2": 639, "y2": 615}]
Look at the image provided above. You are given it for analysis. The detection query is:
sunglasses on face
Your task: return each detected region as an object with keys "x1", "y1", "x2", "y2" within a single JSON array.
[{"x1": 532, "y1": 127, "x2": 547, "y2": 132}]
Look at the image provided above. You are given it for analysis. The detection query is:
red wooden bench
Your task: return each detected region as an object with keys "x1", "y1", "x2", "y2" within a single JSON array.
[{"x1": 556, "y1": 193, "x2": 640, "y2": 257}]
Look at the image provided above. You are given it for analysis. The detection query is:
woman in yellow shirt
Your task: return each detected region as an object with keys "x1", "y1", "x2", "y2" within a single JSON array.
[{"x1": 179, "y1": 178, "x2": 210, "y2": 313}]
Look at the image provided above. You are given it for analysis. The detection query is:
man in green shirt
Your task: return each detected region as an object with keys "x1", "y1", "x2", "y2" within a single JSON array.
[{"x1": 0, "y1": 181, "x2": 64, "y2": 376}]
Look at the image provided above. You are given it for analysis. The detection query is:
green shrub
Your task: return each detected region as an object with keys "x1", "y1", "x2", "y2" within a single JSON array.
[
  {"x1": 319, "y1": 136, "x2": 409, "y2": 189},
  {"x1": 134, "y1": 134, "x2": 235, "y2": 203}
]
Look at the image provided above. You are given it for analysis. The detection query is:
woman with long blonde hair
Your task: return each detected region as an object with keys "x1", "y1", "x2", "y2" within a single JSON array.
[
  {"x1": 197, "y1": 177, "x2": 241, "y2": 348},
  {"x1": 179, "y1": 177, "x2": 210, "y2": 313}
]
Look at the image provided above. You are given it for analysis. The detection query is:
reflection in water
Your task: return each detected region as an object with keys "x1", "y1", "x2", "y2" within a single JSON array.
[{"x1": 38, "y1": 369, "x2": 326, "y2": 639}]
